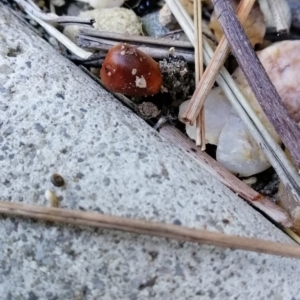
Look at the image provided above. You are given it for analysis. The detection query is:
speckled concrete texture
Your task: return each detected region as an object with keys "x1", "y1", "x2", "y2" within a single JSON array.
[{"x1": 0, "y1": 4, "x2": 300, "y2": 300}]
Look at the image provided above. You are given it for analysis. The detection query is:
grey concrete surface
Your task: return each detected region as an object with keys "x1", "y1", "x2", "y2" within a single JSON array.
[{"x1": 0, "y1": 4, "x2": 300, "y2": 300}]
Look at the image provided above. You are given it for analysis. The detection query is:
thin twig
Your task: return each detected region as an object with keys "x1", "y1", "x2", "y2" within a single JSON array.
[
  {"x1": 79, "y1": 29, "x2": 193, "y2": 48},
  {"x1": 0, "y1": 200, "x2": 299, "y2": 258},
  {"x1": 26, "y1": 11, "x2": 93, "y2": 59},
  {"x1": 284, "y1": 228, "x2": 300, "y2": 244},
  {"x1": 194, "y1": 0, "x2": 205, "y2": 149},
  {"x1": 266, "y1": 0, "x2": 290, "y2": 33},
  {"x1": 14, "y1": 0, "x2": 94, "y2": 25},
  {"x1": 77, "y1": 36, "x2": 195, "y2": 62},
  {"x1": 183, "y1": 0, "x2": 256, "y2": 125},
  {"x1": 212, "y1": 0, "x2": 300, "y2": 172}
]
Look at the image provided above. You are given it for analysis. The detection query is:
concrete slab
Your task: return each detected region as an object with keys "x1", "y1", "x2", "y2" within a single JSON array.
[{"x1": 0, "y1": 4, "x2": 299, "y2": 300}]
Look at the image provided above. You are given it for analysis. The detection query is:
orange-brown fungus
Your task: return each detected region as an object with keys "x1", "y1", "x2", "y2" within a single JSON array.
[{"x1": 100, "y1": 43, "x2": 162, "y2": 97}]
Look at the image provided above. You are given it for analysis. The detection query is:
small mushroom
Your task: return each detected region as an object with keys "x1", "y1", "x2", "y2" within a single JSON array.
[{"x1": 100, "y1": 43, "x2": 162, "y2": 97}]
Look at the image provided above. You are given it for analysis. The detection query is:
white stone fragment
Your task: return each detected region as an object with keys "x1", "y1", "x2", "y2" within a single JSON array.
[
  {"x1": 216, "y1": 113, "x2": 271, "y2": 177},
  {"x1": 135, "y1": 76, "x2": 147, "y2": 88},
  {"x1": 178, "y1": 87, "x2": 232, "y2": 145}
]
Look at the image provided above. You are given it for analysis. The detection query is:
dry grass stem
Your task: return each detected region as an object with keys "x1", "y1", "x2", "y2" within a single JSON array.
[
  {"x1": 78, "y1": 36, "x2": 195, "y2": 62},
  {"x1": 284, "y1": 228, "x2": 300, "y2": 245},
  {"x1": 79, "y1": 29, "x2": 193, "y2": 48},
  {"x1": 266, "y1": 0, "x2": 290, "y2": 33},
  {"x1": 183, "y1": 0, "x2": 256, "y2": 125},
  {"x1": 25, "y1": 11, "x2": 93, "y2": 59},
  {"x1": 0, "y1": 200, "x2": 299, "y2": 258},
  {"x1": 14, "y1": 0, "x2": 94, "y2": 25},
  {"x1": 194, "y1": 0, "x2": 205, "y2": 149}
]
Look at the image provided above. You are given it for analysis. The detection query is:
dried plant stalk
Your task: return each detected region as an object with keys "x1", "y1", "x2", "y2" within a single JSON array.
[
  {"x1": 26, "y1": 12, "x2": 93, "y2": 59},
  {"x1": 194, "y1": 0, "x2": 205, "y2": 148},
  {"x1": 183, "y1": 0, "x2": 256, "y2": 125},
  {"x1": 77, "y1": 36, "x2": 195, "y2": 62},
  {"x1": 79, "y1": 29, "x2": 193, "y2": 48},
  {"x1": 0, "y1": 200, "x2": 299, "y2": 258},
  {"x1": 14, "y1": 0, "x2": 94, "y2": 25},
  {"x1": 212, "y1": 0, "x2": 300, "y2": 171},
  {"x1": 266, "y1": 0, "x2": 290, "y2": 33}
]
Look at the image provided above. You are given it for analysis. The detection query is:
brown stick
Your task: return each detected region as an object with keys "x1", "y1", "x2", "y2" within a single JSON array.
[
  {"x1": 212, "y1": 0, "x2": 300, "y2": 171},
  {"x1": 183, "y1": 0, "x2": 256, "y2": 125},
  {"x1": 0, "y1": 200, "x2": 299, "y2": 258}
]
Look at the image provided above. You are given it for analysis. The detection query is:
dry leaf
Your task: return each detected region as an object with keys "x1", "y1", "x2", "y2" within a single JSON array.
[{"x1": 209, "y1": 0, "x2": 266, "y2": 46}]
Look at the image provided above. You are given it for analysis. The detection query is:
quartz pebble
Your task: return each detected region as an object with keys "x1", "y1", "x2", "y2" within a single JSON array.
[{"x1": 64, "y1": 7, "x2": 141, "y2": 42}]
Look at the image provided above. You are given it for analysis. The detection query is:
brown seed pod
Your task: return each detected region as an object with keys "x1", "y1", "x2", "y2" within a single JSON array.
[
  {"x1": 100, "y1": 43, "x2": 162, "y2": 97},
  {"x1": 51, "y1": 173, "x2": 65, "y2": 187}
]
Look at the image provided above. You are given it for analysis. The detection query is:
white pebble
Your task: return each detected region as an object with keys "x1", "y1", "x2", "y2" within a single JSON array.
[{"x1": 45, "y1": 190, "x2": 59, "y2": 207}]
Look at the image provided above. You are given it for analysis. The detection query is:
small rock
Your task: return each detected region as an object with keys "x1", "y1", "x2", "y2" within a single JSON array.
[
  {"x1": 64, "y1": 8, "x2": 141, "y2": 43},
  {"x1": 141, "y1": 11, "x2": 169, "y2": 37}
]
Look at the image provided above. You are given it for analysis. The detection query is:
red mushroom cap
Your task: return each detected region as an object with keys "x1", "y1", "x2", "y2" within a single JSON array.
[{"x1": 100, "y1": 43, "x2": 162, "y2": 97}]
